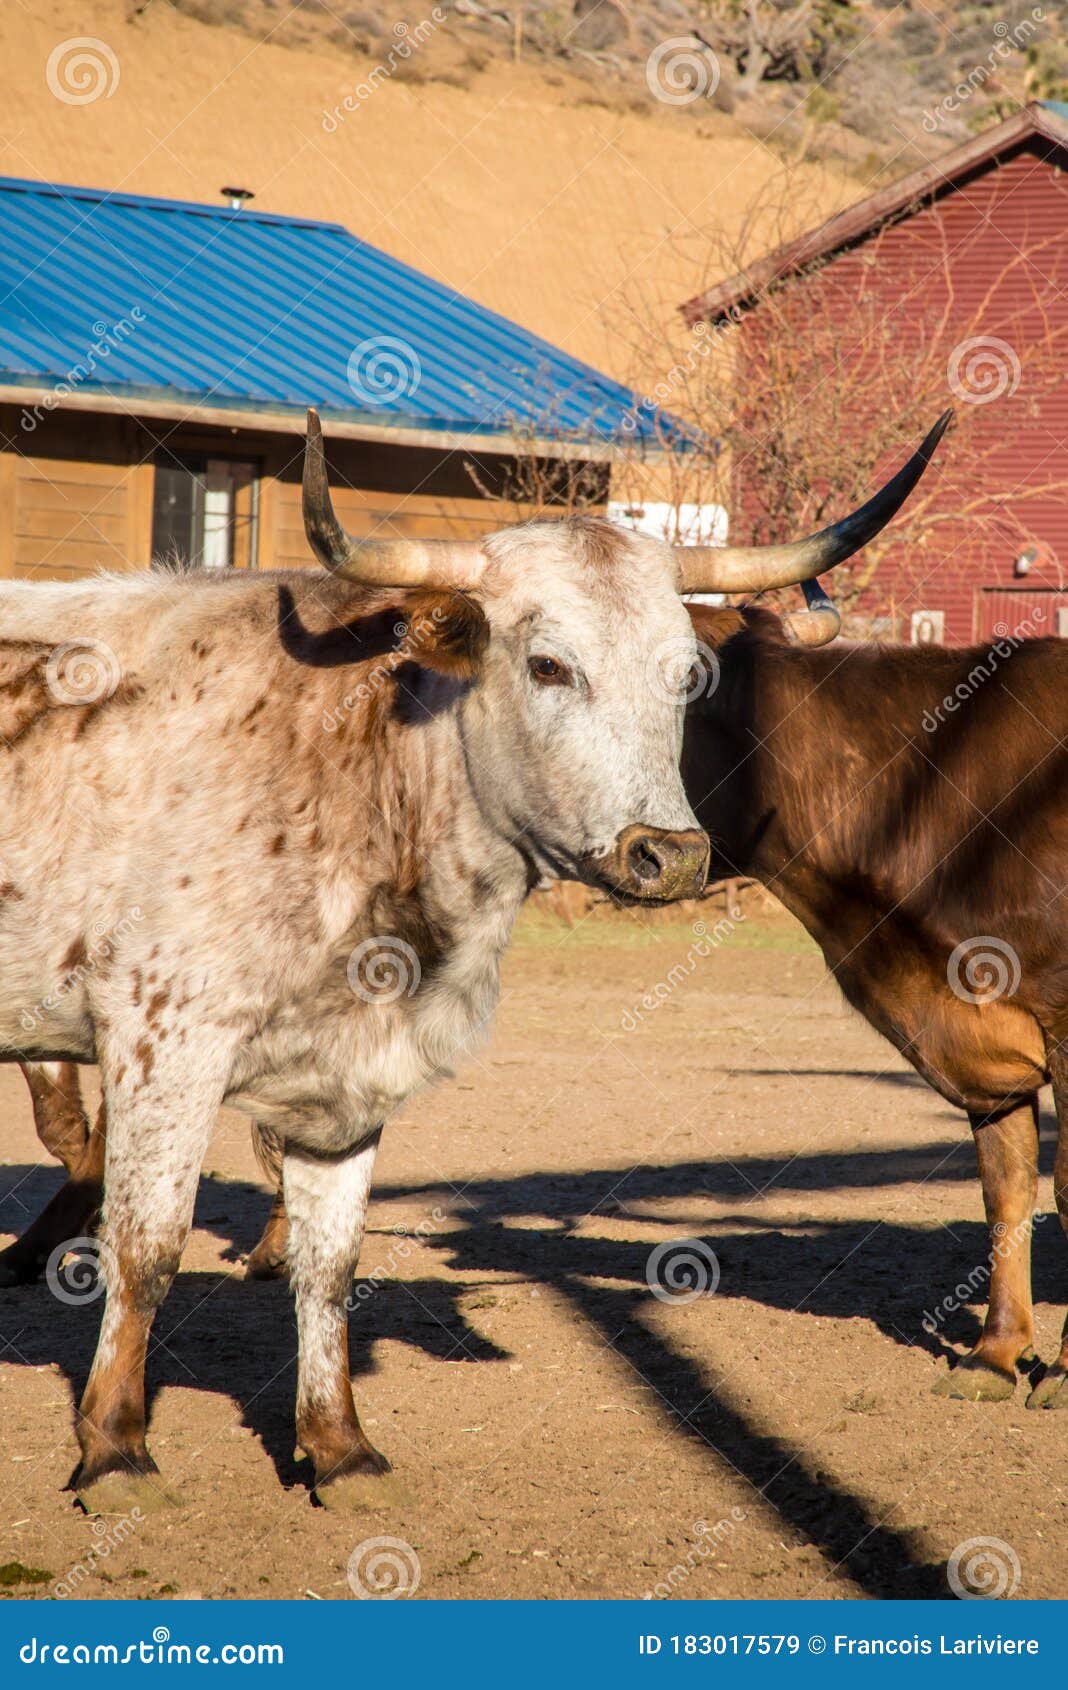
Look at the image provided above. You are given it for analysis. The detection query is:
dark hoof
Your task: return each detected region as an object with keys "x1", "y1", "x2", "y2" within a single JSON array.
[
  {"x1": 1026, "y1": 1367, "x2": 1068, "y2": 1410},
  {"x1": 932, "y1": 1356, "x2": 1016, "y2": 1402},
  {"x1": 245, "y1": 1250, "x2": 288, "y2": 1282},
  {"x1": 75, "y1": 1470, "x2": 181, "y2": 1516},
  {"x1": 310, "y1": 1444, "x2": 404, "y2": 1512}
]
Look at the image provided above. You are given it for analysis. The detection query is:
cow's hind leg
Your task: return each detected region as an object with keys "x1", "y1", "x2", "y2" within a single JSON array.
[
  {"x1": 246, "y1": 1183, "x2": 290, "y2": 1280},
  {"x1": 0, "y1": 1063, "x2": 96, "y2": 1286},
  {"x1": 0, "y1": 1105, "x2": 107, "y2": 1288},
  {"x1": 1028, "y1": 1045, "x2": 1068, "y2": 1409},
  {"x1": 933, "y1": 1097, "x2": 1038, "y2": 1402},
  {"x1": 73, "y1": 1046, "x2": 231, "y2": 1515},
  {"x1": 284, "y1": 1130, "x2": 395, "y2": 1510}
]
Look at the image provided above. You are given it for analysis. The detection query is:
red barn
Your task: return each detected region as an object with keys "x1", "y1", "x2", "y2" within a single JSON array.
[{"x1": 684, "y1": 101, "x2": 1068, "y2": 646}]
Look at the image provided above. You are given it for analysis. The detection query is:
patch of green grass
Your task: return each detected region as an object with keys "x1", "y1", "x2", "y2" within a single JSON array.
[{"x1": 0, "y1": 1562, "x2": 52, "y2": 1588}]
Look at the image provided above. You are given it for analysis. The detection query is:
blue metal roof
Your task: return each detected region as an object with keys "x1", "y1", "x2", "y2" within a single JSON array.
[{"x1": 0, "y1": 174, "x2": 661, "y2": 450}]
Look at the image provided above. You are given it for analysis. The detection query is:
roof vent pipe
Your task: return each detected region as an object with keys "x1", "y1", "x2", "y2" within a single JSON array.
[{"x1": 221, "y1": 186, "x2": 254, "y2": 211}]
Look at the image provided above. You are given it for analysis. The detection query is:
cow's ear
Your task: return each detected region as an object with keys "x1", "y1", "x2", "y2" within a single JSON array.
[
  {"x1": 687, "y1": 603, "x2": 787, "y2": 647},
  {"x1": 394, "y1": 590, "x2": 489, "y2": 680}
]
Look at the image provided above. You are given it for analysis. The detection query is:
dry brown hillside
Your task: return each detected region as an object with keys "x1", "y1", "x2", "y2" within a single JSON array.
[{"x1": 0, "y1": 0, "x2": 860, "y2": 382}]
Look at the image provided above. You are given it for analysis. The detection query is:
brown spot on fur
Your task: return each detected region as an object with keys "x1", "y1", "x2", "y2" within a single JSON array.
[
  {"x1": 269, "y1": 833, "x2": 286, "y2": 855},
  {"x1": 134, "y1": 1037, "x2": 155, "y2": 1085},
  {"x1": 145, "y1": 986, "x2": 171, "y2": 1029},
  {"x1": 61, "y1": 938, "x2": 89, "y2": 974},
  {"x1": 178, "y1": 875, "x2": 191, "y2": 889},
  {"x1": 130, "y1": 968, "x2": 143, "y2": 1007}
]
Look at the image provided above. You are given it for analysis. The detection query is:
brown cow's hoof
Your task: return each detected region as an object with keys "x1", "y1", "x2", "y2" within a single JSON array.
[
  {"x1": 932, "y1": 1357, "x2": 1016, "y2": 1402},
  {"x1": 76, "y1": 1471, "x2": 181, "y2": 1516},
  {"x1": 1026, "y1": 1367, "x2": 1068, "y2": 1410},
  {"x1": 245, "y1": 1249, "x2": 288, "y2": 1282}
]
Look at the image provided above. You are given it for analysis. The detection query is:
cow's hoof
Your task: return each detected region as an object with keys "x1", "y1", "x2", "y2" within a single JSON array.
[
  {"x1": 1026, "y1": 1367, "x2": 1068, "y2": 1410},
  {"x1": 313, "y1": 1468, "x2": 410, "y2": 1513},
  {"x1": 76, "y1": 1471, "x2": 181, "y2": 1517},
  {"x1": 245, "y1": 1251, "x2": 288, "y2": 1282},
  {"x1": 931, "y1": 1358, "x2": 1016, "y2": 1402}
]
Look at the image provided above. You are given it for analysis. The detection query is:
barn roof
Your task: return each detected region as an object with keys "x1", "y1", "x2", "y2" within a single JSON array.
[
  {"x1": 0, "y1": 174, "x2": 659, "y2": 458},
  {"x1": 683, "y1": 101, "x2": 1068, "y2": 326}
]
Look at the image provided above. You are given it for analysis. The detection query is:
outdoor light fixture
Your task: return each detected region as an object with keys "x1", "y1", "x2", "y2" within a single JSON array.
[{"x1": 221, "y1": 186, "x2": 255, "y2": 211}]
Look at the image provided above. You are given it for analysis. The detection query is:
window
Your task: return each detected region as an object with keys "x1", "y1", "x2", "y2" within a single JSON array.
[{"x1": 151, "y1": 455, "x2": 259, "y2": 569}]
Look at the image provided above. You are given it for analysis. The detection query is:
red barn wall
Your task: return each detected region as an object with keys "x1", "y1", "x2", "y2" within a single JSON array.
[{"x1": 732, "y1": 137, "x2": 1068, "y2": 645}]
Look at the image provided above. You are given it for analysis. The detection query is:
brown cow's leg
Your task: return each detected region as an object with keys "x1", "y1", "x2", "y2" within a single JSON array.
[
  {"x1": 1028, "y1": 1045, "x2": 1068, "y2": 1408},
  {"x1": 245, "y1": 1184, "x2": 290, "y2": 1281},
  {"x1": 284, "y1": 1132, "x2": 395, "y2": 1509},
  {"x1": 0, "y1": 1104, "x2": 107, "y2": 1287},
  {"x1": 933, "y1": 1097, "x2": 1038, "y2": 1402}
]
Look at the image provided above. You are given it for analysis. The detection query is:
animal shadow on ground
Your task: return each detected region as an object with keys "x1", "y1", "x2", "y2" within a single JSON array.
[{"x1": 1, "y1": 1121, "x2": 1063, "y2": 1599}]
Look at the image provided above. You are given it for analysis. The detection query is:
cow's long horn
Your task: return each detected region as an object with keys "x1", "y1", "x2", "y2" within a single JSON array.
[
  {"x1": 302, "y1": 409, "x2": 486, "y2": 588},
  {"x1": 676, "y1": 411, "x2": 952, "y2": 594}
]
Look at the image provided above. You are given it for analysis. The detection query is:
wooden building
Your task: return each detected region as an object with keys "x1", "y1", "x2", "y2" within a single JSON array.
[
  {"x1": 684, "y1": 102, "x2": 1068, "y2": 645},
  {"x1": 0, "y1": 176, "x2": 651, "y2": 580}
]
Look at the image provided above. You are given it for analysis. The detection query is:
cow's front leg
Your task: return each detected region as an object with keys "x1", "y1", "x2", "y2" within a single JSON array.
[
  {"x1": 284, "y1": 1130, "x2": 391, "y2": 1509},
  {"x1": 73, "y1": 1044, "x2": 231, "y2": 1514},
  {"x1": 933, "y1": 1097, "x2": 1038, "y2": 1402}
]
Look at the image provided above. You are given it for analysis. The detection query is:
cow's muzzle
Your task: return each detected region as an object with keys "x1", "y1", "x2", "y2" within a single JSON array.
[{"x1": 585, "y1": 824, "x2": 710, "y2": 903}]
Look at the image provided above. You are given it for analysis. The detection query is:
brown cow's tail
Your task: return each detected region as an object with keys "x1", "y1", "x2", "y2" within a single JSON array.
[{"x1": 251, "y1": 1121, "x2": 283, "y2": 1187}]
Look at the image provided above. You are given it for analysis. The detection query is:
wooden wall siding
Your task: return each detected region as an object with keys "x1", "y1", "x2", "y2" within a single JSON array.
[
  {"x1": 268, "y1": 435, "x2": 542, "y2": 571},
  {"x1": 0, "y1": 407, "x2": 147, "y2": 580},
  {"x1": 0, "y1": 411, "x2": 597, "y2": 579},
  {"x1": 735, "y1": 138, "x2": 1068, "y2": 644}
]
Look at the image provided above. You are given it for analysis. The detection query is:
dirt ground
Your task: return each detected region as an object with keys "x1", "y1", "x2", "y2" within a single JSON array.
[{"x1": 1, "y1": 897, "x2": 1066, "y2": 1603}]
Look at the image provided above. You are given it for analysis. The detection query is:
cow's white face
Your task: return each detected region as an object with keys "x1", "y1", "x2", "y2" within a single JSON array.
[{"x1": 461, "y1": 517, "x2": 708, "y2": 901}]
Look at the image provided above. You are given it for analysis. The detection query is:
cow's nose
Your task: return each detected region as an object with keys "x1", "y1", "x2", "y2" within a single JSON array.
[{"x1": 613, "y1": 824, "x2": 710, "y2": 902}]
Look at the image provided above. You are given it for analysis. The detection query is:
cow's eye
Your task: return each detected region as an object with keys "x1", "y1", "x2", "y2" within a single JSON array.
[{"x1": 529, "y1": 655, "x2": 570, "y2": 686}]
